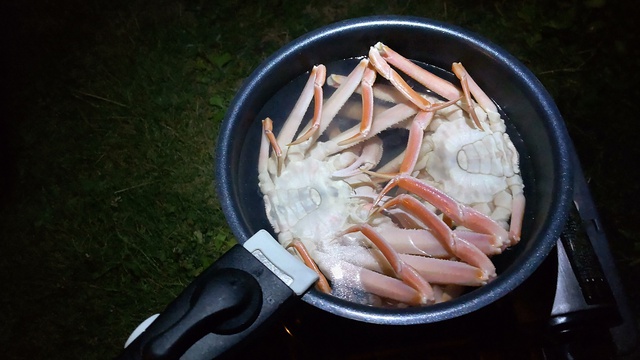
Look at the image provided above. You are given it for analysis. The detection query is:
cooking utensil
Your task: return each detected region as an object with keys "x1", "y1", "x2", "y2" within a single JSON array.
[
  {"x1": 117, "y1": 16, "x2": 573, "y2": 359},
  {"x1": 217, "y1": 15, "x2": 573, "y2": 324}
]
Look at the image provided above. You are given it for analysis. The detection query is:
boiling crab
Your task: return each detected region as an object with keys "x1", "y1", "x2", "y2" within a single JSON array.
[{"x1": 257, "y1": 43, "x2": 525, "y2": 307}]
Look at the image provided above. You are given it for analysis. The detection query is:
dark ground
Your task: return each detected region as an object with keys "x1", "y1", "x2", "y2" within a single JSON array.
[{"x1": 1, "y1": 0, "x2": 638, "y2": 359}]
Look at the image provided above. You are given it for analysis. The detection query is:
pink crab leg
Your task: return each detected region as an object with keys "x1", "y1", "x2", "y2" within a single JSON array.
[
  {"x1": 361, "y1": 111, "x2": 432, "y2": 181},
  {"x1": 451, "y1": 62, "x2": 497, "y2": 114},
  {"x1": 289, "y1": 65, "x2": 327, "y2": 145},
  {"x1": 376, "y1": 222, "x2": 501, "y2": 257},
  {"x1": 377, "y1": 227, "x2": 452, "y2": 258},
  {"x1": 277, "y1": 65, "x2": 326, "y2": 147},
  {"x1": 328, "y1": 73, "x2": 408, "y2": 105},
  {"x1": 363, "y1": 102, "x2": 452, "y2": 183},
  {"x1": 373, "y1": 42, "x2": 462, "y2": 102},
  {"x1": 369, "y1": 42, "x2": 468, "y2": 134},
  {"x1": 375, "y1": 194, "x2": 496, "y2": 278},
  {"x1": 358, "y1": 268, "x2": 429, "y2": 306},
  {"x1": 450, "y1": 62, "x2": 483, "y2": 129},
  {"x1": 398, "y1": 111, "x2": 433, "y2": 175},
  {"x1": 258, "y1": 118, "x2": 271, "y2": 175},
  {"x1": 260, "y1": 117, "x2": 283, "y2": 175},
  {"x1": 508, "y1": 178, "x2": 525, "y2": 244},
  {"x1": 368, "y1": 45, "x2": 434, "y2": 111},
  {"x1": 342, "y1": 224, "x2": 435, "y2": 304},
  {"x1": 400, "y1": 254, "x2": 488, "y2": 286},
  {"x1": 316, "y1": 255, "x2": 435, "y2": 305},
  {"x1": 377, "y1": 175, "x2": 510, "y2": 250},
  {"x1": 327, "y1": 101, "x2": 419, "y2": 154},
  {"x1": 329, "y1": 72, "x2": 460, "y2": 112},
  {"x1": 338, "y1": 66, "x2": 377, "y2": 146},
  {"x1": 287, "y1": 239, "x2": 332, "y2": 293},
  {"x1": 312, "y1": 59, "x2": 368, "y2": 141},
  {"x1": 454, "y1": 230, "x2": 504, "y2": 256}
]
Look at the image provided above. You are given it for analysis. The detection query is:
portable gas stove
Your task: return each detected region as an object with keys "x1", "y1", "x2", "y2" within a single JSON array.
[{"x1": 226, "y1": 145, "x2": 638, "y2": 360}]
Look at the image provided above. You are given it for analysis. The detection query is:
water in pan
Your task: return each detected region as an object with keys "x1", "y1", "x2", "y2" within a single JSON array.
[{"x1": 239, "y1": 56, "x2": 534, "y2": 306}]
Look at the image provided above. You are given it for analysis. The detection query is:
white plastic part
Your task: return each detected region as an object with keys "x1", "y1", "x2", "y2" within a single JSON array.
[
  {"x1": 124, "y1": 313, "x2": 160, "y2": 348},
  {"x1": 243, "y1": 230, "x2": 318, "y2": 295}
]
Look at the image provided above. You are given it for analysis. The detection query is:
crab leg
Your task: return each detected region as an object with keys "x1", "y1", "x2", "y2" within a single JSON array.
[
  {"x1": 358, "y1": 111, "x2": 433, "y2": 180},
  {"x1": 277, "y1": 65, "x2": 326, "y2": 147},
  {"x1": 401, "y1": 111, "x2": 433, "y2": 174},
  {"x1": 260, "y1": 117, "x2": 283, "y2": 175},
  {"x1": 287, "y1": 239, "x2": 332, "y2": 293},
  {"x1": 371, "y1": 42, "x2": 462, "y2": 102},
  {"x1": 369, "y1": 42, "x2": 478, "y2": 132},
  {"x1": 376, "y1": 221, "x2": 502, "y2": 257},
  {"x1": 508, "y1": 176, "x2": 525, "y2": 244},
  {"x1": 377, "y1": 228, "x2": 452, "y2": 258},
  {"x1": 451, "y1": 62, "x2": 483, "y2": 129},
  {"x1": 320, "y1": 101, "x2": 419, "y2": 157},
  {"x1": 341, "y1": 224, "x2": 435, "y2": 304},
  {"x1": 337, "y1": 66, "x2": 377, "y2": 146},
  {"x1": 362, "y1": 101, "x2": 453, "y2": 180},
  {"x1": 399, "y1": 254, "x2": 488, "y2": 286},
  {"x1": 295, "y1": 59, "x2": 368, "y2": 147},
  {"x1": 328, "y1": 73, "x2": 409, "y2": 105},
  {"x1": 454, "y1": 230, "x2": 504, "y2": 255},
  {"x1": 289, "y1": 65, "x2": 327, "y2": 145},
  {"x1": 451, "y1": 62, "x2": 497, "y2": 114},
  {"x1": 359, "y1": 267, "x2": 429, "y2": 305},
  {"x1": 375, "y1": 194, "x2": 496, "y2": 278},
  {"x1": 367, "y1": 110, "x2": 435, "y2": 179},
  {"x1": 321, "y1": 260, "x2": 437, "y2": 305},
  {"x1": 377, "y1": 174, "x2": 510, "y2": 251},
  {"x1": 369, "y1": 45, "x2": 434, "y2": 111}
]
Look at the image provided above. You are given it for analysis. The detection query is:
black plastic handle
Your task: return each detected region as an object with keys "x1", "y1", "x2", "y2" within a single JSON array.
[
  {"x1": 144, "y1": 268, "x2": 262, "y2": 359},
  {"x1": 116, "y1": 245, "x2": 298, "y2": 360}
]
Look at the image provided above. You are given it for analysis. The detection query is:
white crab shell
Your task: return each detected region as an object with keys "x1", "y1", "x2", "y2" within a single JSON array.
[{"x1": 422, "y1": 112, "x2": 520, "y2": 206}]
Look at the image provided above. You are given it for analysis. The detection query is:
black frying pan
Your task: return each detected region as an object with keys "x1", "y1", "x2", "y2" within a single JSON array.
[{"x1": 117, "y1": 16, "x2": 573, "y2": 359}]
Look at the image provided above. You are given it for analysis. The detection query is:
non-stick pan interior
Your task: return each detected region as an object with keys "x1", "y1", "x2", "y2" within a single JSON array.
[{"x1": 216, "y1": 16, "x2": 573, "y2": 325}]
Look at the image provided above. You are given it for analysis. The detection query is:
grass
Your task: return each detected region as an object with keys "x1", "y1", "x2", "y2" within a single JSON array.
[{"x1": 1, "y1": 0, "x2": 638, "y2": 359}]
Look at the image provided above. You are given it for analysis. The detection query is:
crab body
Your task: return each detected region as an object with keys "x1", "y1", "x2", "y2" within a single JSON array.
[
  {"x1": 417, "y1": 111, "x2": 522, "y2": 229},
  {"x1": 260, "y1": 146, "x2": 370, "y2": 252}
]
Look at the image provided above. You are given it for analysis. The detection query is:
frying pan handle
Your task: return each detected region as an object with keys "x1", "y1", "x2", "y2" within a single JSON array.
[
  {"x1": 115, "y1": 244, "x2": 301, "y2": 360},
  {"x1": 144, "y1": 268, "x2": 262, "y2": 359}
]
